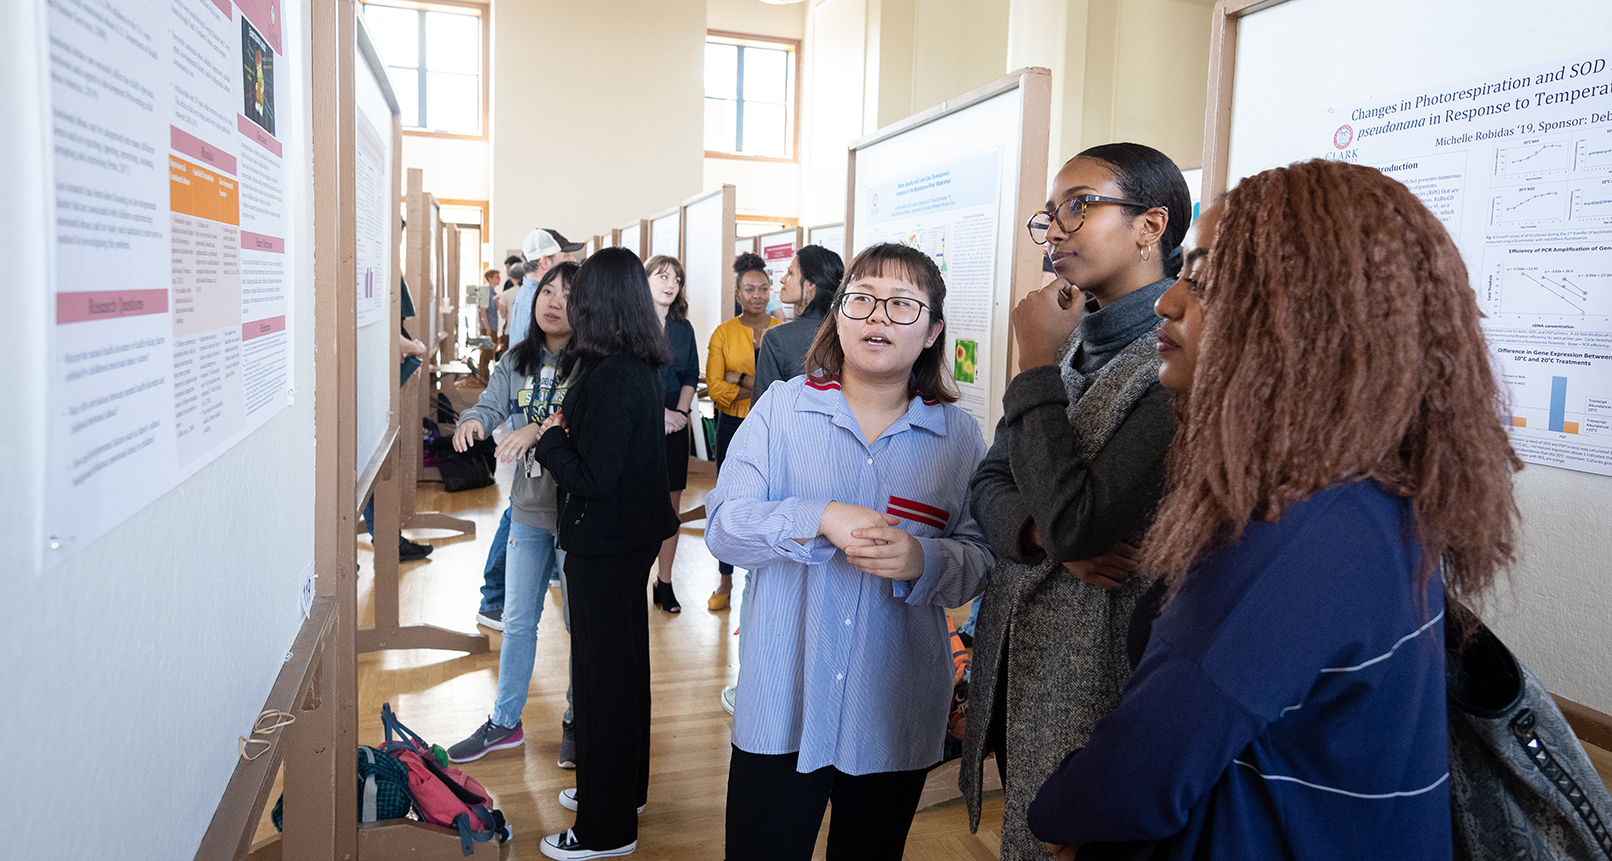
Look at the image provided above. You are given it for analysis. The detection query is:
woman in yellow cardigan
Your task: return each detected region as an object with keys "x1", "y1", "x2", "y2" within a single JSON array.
[{"x1": 705, "y1": 252, "x2": 780, "y2": 610}]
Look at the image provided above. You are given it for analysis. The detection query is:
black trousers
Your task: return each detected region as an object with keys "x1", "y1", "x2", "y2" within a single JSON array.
[
  {"x1": 724, "y1": 747, "x2": 931, "y2": 861},
  {"x1": 713, "y1": 410, "x2": 745, "y2": 577},
  {"x1": 566, "y1": 544, "x2": 658, "y2": 848}
]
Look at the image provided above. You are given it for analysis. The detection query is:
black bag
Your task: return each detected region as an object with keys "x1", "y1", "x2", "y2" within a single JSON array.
[
  {"x1": 428, "y1": 433, "x2": 495, "y2": 492},
  {"x1": 1448, "y1": 620, "x2": 1612, "y2": 860}
]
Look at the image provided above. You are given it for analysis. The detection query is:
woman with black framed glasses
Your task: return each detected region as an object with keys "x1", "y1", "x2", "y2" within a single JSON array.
[
  {"x1": 958, "y1": 142, "x2": 1192, "y2": 860},
  {"x1": 706, "y1": 243, "x2": 994, "y2": 861}
]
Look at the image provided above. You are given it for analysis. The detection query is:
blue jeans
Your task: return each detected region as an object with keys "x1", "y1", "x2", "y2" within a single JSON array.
[
  {"x1": 492, "y1": 520, "x2": 573, "y2": 727},
  {"x1": 479, "y1": 506, "x2": 511, "y2": 613}
]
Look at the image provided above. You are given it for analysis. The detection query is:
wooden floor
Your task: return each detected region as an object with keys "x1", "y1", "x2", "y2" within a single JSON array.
[{"x1": 257, "y1": 460, "x2": 1003, "y2": 859}]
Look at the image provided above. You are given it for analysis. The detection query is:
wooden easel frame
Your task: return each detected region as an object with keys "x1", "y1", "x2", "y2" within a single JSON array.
[
  {"x1": 359, "y1": 168, "x2": 483, "y2": 657},
  {"x1": 1200, "y1": 0, "x2": 1285, "y2": 202}
]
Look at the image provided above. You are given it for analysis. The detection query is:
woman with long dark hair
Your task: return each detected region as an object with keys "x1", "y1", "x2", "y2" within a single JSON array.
[
  {"x1": 532, "y1": 247, "x2": 680, "y2": 861},
  {"x1": 706, "y1": 243, "x2": 993, "y2": 861},
  {"x1": 751, "y1": 243, "x2": 844, "y2": 397},
  {"x1": 645, "y1": 254, "x2": 698, "y2": 614},
  {"x1": 960, "y1": 142, "x2": 1192, "y2": 859},
  {"x1": 446, "y1": 261, "x2": 579, "y2": 764},
  {"x1": 1027, "y1": 159, "x2": 1520, "y2": 859}
]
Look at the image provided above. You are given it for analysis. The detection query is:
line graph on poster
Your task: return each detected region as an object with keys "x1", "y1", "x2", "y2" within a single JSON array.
[
  {"x1": 1495, "y1": 137, "x2": 1571, "y2": 177},
  {"x1": 1491, "y1": 181, "x2": 1569, "y2": 226},
  {"x1": 1483, "y1": 252, "x2": 1612, "y2": 320}
]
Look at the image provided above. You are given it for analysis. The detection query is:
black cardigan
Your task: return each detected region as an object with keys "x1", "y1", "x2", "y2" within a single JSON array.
[{"x1": 534, "y1": 354, "x2": 679, "y2": 555}]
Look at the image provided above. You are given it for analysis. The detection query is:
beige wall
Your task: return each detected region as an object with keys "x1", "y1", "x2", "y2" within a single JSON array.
[{"x1": 491, "y1": 0, "x2": 706, "y2": 254}]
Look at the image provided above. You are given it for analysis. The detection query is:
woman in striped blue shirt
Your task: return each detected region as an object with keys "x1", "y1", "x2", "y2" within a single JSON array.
[{"x1": 706, "y1": 243, "x2": 995, "y2": 861}]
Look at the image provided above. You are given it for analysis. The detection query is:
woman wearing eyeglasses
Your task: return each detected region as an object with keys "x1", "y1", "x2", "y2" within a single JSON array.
[
  {"x1": 959, "y1": 143, "x2": 1191, "y2": 860},
  {"x1": 706, "y1": 243, "x2": 994, "y2": 861}
]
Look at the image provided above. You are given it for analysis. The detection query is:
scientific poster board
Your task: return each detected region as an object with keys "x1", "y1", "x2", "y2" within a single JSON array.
[
  {"x1": 683, "y1": 186, "x2": 738, "y2": 367},
  {"x1": 1208, "y1": 0, "x2": 1612, "y2": 477},
  {"x1": 354, "y1": 20, "x2": 400, "y2": 483},
  {"x1": 757, "y1": 228, "x2": 802, "y2": 320},
  {"x1": 651, "y1": 208, "x2": 682, "y2": 260},
  {"x1": 43, "y1": 0, "x2": 300, "y2": 566},
  {"x1": 808, "y1": 222, "x2": 846, "y2": 261},
  {"x1": 847, "y1": 68, "x2": 1053, "y2": 440},
  {"x1": 1204, "y1": 0, "x2": 1612, "y2": 712}
]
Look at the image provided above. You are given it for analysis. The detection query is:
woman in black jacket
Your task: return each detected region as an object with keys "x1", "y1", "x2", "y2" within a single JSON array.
[{"x1": 533, "y1": 247, "x2": 680, "y2": 860}]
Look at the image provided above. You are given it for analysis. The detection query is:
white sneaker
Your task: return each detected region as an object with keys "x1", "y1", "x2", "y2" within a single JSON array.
[
  {"x1": 558, "y1": 787, "x2": 644, "y2": 814},
  {"x1": 720, "y1": 684, "x2": 737, "y2": 715},
  {"x1": 539, "y1": 829, "x2": 636, "y2": 860}
]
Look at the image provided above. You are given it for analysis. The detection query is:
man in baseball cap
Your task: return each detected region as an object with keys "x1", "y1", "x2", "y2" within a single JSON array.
[{"x1": 541, "y1": 228, "x2": 586, "y2": 255}]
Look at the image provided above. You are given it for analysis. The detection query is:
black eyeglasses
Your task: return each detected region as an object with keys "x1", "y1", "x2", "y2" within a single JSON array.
[
  {"x1": 1026, "y1": 194, "x2": 1159, "y2": 244},
  {"x1": 838, "y1": 292, "x2": 930, "y2": 325}
]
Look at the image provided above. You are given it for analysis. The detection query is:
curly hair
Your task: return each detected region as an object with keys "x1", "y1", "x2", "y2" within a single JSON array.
[{"x1": 1143, "y1": 159, "x2": 1520, "y2": 632}]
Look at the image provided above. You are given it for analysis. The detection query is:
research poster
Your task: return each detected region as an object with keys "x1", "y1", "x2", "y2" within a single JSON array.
[
  {"x1": 46, "y1": 0, "x2": 298, "y2": 565},
  {"x1": 855, "y1": 149, "x2": 1003, "y2": 428},
  {"x1": 1327, "y1": 50, "x2": 1612, "y2": 476},
  {"x1": 760, "y1": 234, "x2": 798, "y2": 321}
]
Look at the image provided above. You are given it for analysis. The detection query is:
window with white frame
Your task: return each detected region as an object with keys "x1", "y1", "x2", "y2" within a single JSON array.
[
  {"x1": 361, "y1": 1, "x2": 485, "y2": 137},
  {"x1": 704, "y1": 34, "x2": 798, "y2": 160}
]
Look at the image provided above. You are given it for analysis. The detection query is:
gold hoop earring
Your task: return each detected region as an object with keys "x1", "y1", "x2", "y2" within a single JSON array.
[{"x1": 1140, "y1": 244, "x2": 1153, "y2": 263}]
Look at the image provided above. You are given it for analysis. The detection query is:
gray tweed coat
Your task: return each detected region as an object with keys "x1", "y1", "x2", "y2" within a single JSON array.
[{"x1": 959, "y1": 299, "x2": 1175, "y2": 860}]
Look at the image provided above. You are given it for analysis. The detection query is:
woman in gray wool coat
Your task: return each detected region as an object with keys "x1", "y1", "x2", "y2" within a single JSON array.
[{"x1": 959, "y1": 142, "x2": 1191, "y2": 860}]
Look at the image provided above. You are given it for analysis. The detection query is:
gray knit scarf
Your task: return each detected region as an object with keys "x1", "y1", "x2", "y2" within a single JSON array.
[{"x1": 959, "y1": 325, "x2": 1163, "y2": 861}]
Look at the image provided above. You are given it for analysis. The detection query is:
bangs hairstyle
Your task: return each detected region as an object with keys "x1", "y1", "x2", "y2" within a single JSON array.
[
  {"x1": 1143, "y1": 159, "x2": 1520, "y2": 634},
  {"x1": 1074, "y1": 142, "x2": 1193, "y2": 277},
  {"x1": 564, "y1": 247, "x2": 672, "y2": 372},
  {"x1": 645, "y1": 254, "x2": 689, "y2": 322},
  {"x1": 507, "y1": 261, "x2": 578, "y2": 377},
  {"x1": 802, "y1": 243, "x2": 957, "y2": 404},
  {"x1": 795, "y1": 244, "x2": 844, "y2": 318}
]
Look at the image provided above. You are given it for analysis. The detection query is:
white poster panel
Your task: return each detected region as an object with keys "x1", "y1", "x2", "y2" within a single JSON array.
[
  {"x1": 651, "y1": 212, "x2": 680, "y2": 259},
  {"x1": 355, "y1": 31, "x2": 396, "y2": 474},
  {"x1": 808, "y1": 223, "x2": 846, "y2": 260},
  {"x1": 45, "y1": 0, "x2": 298, "y2": 566},
  {"x1": 854, "y1": 141, "x2": 1011, "y2": 434},
  {"x1": 1325, "y1": 50, "x2": 1612, "y2": 475}
]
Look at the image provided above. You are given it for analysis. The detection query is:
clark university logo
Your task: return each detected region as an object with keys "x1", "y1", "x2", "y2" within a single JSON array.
[{"x1": 1334, "y1": 124, "x2": 1354, "y2": 149}]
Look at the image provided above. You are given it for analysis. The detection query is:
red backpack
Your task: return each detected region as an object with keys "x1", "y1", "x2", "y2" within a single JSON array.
[{"x1": 380, "y1": 703, "x2": 511, "y2": 855}]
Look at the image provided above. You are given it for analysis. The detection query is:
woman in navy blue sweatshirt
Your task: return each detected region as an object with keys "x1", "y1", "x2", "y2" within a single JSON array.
[{"x1": 1028, "y1": 159, "x2": 1522, "y2": 860}]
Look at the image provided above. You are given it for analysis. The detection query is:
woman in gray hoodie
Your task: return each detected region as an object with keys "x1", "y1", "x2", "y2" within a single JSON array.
[{"x1": 446, "y1": 261, "x2": 580, "y2": 764}]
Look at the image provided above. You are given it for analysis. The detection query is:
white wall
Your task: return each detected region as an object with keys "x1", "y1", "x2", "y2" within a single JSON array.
[
  {"x1": 1492, "y1": 467, "x2": 1612, "y2": 712},
  {"x1": 491, "y1": 0, "x2": 706, "y2": 253},
  {"x1": 1, "y1": 1, "x2": 317, "y2": 856},
  {"x1": 403, "y1": 135, "x2": 490, "y2": 202}
]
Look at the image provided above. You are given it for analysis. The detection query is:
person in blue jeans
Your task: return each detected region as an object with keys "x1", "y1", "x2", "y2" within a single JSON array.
[
  {"x1": 447, "y1": 261, "x2": 580, "y2": 765},
  {"x1": 477, "y1": 229, "x2": 580, "y2": 629}
]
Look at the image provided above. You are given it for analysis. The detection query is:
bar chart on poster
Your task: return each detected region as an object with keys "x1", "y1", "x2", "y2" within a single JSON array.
[{"x1": 44, "y1": 0, "x2": 299, "y2": 565}]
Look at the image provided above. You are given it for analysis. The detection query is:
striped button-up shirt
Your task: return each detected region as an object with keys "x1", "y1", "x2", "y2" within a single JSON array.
[{"x1": 706, "y1": 374, "x2": 994, "y2": 775}]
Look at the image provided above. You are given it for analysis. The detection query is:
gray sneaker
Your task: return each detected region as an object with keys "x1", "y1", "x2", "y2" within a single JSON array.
[
  {"x1": 448, "y1": 717, "x2": 523, "y2": 762},
  {"x1": 557, "y1": 720, "x2": 576, "y2": 769}
]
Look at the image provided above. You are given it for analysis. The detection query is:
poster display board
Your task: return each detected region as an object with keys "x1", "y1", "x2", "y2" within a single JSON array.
[
  {"x1": 683, "y1": 186, "x2": 738, "y2": 367},
  {"x1": 354, "y1": 18, "x2": 399, "y2": 479},
  {"x1": 808, "y1": 222, "x2": 846, "y2": 260},
  {"x1": 651, "y1": 209, "x2": 681, "y2": 259},
  {"x1": 44, "y1": 0, "x2": 299, "y2": 566},
  {"x1": 1214, "y1": 0, "x2": 1612, "y2": 476},
  {"x1": 848, "y1": 69, "x2": 1052, "y2": 440},
  {"x1": 620, "y1": 220, "x2": 644, "y2": 260},
  {"x1": 757, "y1": 228, "x2": 801, "y2": 320}
]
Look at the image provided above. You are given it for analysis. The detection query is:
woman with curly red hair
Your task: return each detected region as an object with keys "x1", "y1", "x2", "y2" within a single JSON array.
[{"x1": 1028, "y1": 159, "x2": 1521, "y2": 859}]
